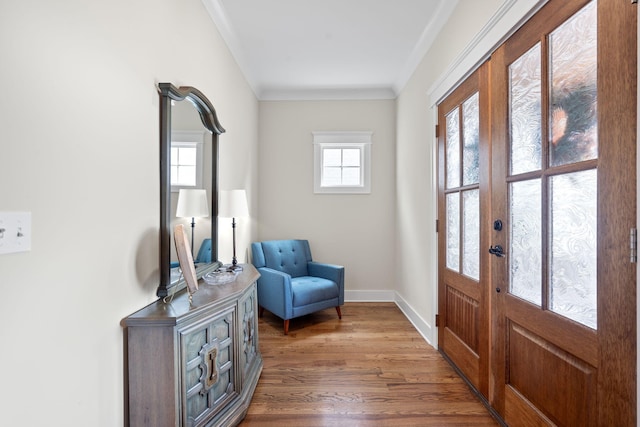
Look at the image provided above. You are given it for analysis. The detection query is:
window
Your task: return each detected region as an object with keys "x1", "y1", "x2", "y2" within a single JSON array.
[
  {"x1": 171, "y1": 131, "x2": 205, "y2": 192},
  {"x1": 312, "y1": 131, "x2": 372, "y2": 194}
]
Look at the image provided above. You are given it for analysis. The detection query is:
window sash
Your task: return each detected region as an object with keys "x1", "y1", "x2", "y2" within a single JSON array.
[{"x1": 312, "y1": 131, "x2": 372, "y2": 194}]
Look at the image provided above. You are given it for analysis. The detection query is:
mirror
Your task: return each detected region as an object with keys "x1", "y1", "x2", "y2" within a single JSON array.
[
  {"x1": 157, "y1": 83, "x2": 225, "y2": 297},
  {"x1": 170, "y1": 101, "x2": 209, "y2": 265}
]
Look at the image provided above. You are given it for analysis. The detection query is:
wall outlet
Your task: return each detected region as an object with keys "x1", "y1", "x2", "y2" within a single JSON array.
[{"x1": 0, "y1": 212, "x2": 31, "y2": 255}]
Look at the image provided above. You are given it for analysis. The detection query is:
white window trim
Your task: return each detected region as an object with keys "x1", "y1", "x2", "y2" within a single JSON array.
[
  {"x1": 312, "y1": 131, "x2": 372, "y2": 194},
  {"x1": 171, "y1": 130, "x2": 205, "y2": 193}
]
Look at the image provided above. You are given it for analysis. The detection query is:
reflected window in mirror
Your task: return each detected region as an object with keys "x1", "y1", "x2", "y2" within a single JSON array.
[{"x1": 171, "y1": 133, "x2": 204, "y2": 191}]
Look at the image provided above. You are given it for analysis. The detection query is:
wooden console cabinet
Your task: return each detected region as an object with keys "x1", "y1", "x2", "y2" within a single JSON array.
[{"x1": 123, "y1": 265, "x2": 262, "y2": 427}]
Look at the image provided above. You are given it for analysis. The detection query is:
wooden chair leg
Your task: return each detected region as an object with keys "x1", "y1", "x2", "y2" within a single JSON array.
[
  {"x1": 284, "y1": 319, "x2": 290, "y2": 335},
  {"x1": 259, "y1": 306, "x2": 265, "y2": 317},
  {"x1": 336, "y1": 306, "x2": 342, "y2": 319}
]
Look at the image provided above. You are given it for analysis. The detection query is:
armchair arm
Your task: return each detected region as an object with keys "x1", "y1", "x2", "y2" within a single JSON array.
[
  {"x1": 255, "y1": 267, "x2": 294, "y2": 319},
  {"x1": 308, "y1": 262, "x2": 344, "y2": 305}
]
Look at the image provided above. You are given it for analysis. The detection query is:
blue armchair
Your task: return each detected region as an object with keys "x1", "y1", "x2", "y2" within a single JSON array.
[{"x1": 251, "y1": 239, "x2": 344, "y2": 334}]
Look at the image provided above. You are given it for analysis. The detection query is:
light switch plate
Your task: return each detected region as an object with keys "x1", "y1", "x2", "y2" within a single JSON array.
[{"x1": 0, "y1": 212, "x2": 31, "y2": 255}]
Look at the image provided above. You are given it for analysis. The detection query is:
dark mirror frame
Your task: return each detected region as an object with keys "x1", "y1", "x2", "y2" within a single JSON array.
[{"x1": 157, "y1": 83, "x2": 225, "y2": 297}]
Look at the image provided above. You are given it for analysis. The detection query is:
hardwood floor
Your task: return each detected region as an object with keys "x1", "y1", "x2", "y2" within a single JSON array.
[{"x1": 240, "y1": 302, "x2": 499, "y2": 426}]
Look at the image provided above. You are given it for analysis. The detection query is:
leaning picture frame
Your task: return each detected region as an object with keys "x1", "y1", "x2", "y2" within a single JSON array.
[{"x1": 174, "y1": 223, "x2": 199, "y2": 295}]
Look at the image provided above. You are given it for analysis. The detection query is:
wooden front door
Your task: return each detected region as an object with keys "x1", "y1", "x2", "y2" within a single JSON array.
[
  {"x1": 489, "y1": 0, "x2": 636, "y2": 425},
  {"x1": 437, "y1": 0, "x2": 636, "y2": 424},
  {"x1": 437, "y1": 62, "x2": 491, "y2": 398}
]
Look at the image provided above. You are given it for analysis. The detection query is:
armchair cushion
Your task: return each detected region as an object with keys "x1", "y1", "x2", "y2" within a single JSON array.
[{"x1": 292, "y1": 276, "x2": 338, "y2": 306}]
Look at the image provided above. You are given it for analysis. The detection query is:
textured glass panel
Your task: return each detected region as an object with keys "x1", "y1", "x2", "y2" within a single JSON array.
[
  {"x1": 342, "y1": 149, "x2": 360, "y2": 166},
  {"x1": 510, "y1": 179, "x2": 542, "y2": 305},
  {"x1": 550, "y1": 170, "x2": 597, "y2": 329},
  {"x1": 446, "y1": 192, "x2": 460, "y2": 271},
  {"x1": 549, "y1": 2, "x2": 597, "y2": 167},
  {"x1": 462, "y1": 93, "x2": 480, "y2": 186},
  {"x1": 462, "y1": 189, "x2": 480, "y2": 280},
  {"x1": 446, "y1": 109, "x2": 460, "y2": 189},
  {"x1": 323, "y1": 148, "x2": 341, "y2": 166},
  {"x1": 510, "y1": 44, "x2": 542, "y2": 175}
]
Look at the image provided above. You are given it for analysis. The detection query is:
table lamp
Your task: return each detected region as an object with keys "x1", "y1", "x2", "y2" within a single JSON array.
[
  {"x1": 219, "y1": 189, "x2": 249, "y2": 270},
  {"x1": 176, "y1": 189, "x2": 209, "y2": 256}
]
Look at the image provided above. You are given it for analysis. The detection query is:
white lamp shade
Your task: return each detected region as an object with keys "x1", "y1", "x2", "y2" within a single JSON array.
[
  {"x1": 176, "y1": 189, "x2": 209, "y2": 218},
  {"x1": 219, "y1": 189, "x2": 249, "y2": 218}
]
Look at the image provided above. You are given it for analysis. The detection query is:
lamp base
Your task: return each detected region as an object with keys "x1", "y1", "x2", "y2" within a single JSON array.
[{"x1": 224, "y1": 263, "x2": 244, "y2": 272}]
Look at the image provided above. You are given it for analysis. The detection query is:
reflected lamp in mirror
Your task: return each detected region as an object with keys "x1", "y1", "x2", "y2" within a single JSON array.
[
  {"x1": 219, "y1": 189, "x2": 249, "y2": 270},
  {"x1": 176, "y1": 189, "x2": 209, "y2": 256}
]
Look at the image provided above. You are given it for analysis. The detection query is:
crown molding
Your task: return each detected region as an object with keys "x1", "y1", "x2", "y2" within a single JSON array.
[{"x1": 428, "y1": 0, "x2": 549, "y2": 106}]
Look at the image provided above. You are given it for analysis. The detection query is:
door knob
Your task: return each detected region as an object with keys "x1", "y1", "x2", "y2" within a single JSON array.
[{"x1": 489, "y1": 245, "x2": 505, "y2": 257}]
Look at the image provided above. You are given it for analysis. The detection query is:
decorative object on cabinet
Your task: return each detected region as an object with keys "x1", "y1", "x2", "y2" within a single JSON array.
[
  {"x1": 170, "y1": 238, "x2": 212, "y2": 269},
  {"x1": 219, "y1": 189, "x2": 249, "y2": 271},
  {"x1": 204, "y1": 269, "x2": 239, "y2": 285},
  {"x1": 174, "y1": 224, "x2": 199, "y2": 298},
  {"x1": 123, "y1": 264, "x2": 262, "y2": 427},
  {"x1": 250, "y1": 239, "x2": 344, "y2": 334},
  {"x1": 158, "y1": 83, "x2": 225, "y2": 298}
]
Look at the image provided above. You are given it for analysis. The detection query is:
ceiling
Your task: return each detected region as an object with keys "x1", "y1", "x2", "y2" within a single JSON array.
[{"x1": 202, "y1": 0, "x2": 458, "y2": 100}]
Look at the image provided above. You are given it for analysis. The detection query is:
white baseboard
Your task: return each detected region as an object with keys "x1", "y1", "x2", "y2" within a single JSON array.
[
  {"x1": 344, "y1": 290, "x2": 436, "y2": 348},
  {"x1": 345, "y1": 289, "x2": 396, "y2": 302},
  {"x1": 394, "y1": 293, "x2": 436, "y2": 348}
]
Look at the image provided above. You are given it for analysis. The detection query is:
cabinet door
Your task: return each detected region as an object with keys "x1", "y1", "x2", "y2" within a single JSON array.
[
  {"x1": 239, "y1": 283, "x2": 258, "y2": 377},
  {"x1": 180, "y1": 305, "x2": 238, "y2": 427}
]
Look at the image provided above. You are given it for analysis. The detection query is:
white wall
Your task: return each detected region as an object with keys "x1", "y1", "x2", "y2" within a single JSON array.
[
  {"x1": 0, "y1": 0, "x2": 258, "y2": 425},
  {"x1": 254, "y1": 1, "x2": 545, "y2": 344},
  {"x1": 257, "y1": 100, "x2": 396, "y2": 299},
  {"x1": 394, "y1": 0, "x2": 504, "y2": 344}
]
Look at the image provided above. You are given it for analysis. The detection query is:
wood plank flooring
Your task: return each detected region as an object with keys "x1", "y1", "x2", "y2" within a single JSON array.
[{"x1": 240, "y1": 302, "x2": 499, "y2": 426}]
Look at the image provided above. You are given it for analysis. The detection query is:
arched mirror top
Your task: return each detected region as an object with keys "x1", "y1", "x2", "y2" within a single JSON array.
[
  {"x1": 158, "y1": 83, "x2": 225, "y2": 135},
  {"x1": 157, "y1": 83, "x2": 225, "y2": 298}
]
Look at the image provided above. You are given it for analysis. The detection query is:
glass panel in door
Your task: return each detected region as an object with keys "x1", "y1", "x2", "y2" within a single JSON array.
[
  {"x1": 438, "y1": 63, "x2": 489, "y2": 397},
  {"x1": 445, "y1": 96, "x2": 481, "y2": 278},
  {"x1": 506, "y1": 0, "x2": 597, "y2": 329}
]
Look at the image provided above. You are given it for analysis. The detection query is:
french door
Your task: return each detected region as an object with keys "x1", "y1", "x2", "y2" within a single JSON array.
[
  {"x1": 437, "y1": 0, "x2": 636, "y2": 424},
  {"x1": 437, "y1": 62, "x2": 491, "y2": 398}
]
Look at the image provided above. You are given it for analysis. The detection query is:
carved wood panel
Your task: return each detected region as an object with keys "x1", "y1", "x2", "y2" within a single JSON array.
[{"x1": 506, "y1": 321, "x2": 596, "y2": 426}]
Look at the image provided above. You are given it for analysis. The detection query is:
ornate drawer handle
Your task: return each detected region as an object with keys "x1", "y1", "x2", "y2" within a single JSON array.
[{"x1": 199, "y1": 341, "x2": 219, "y2": 393}]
